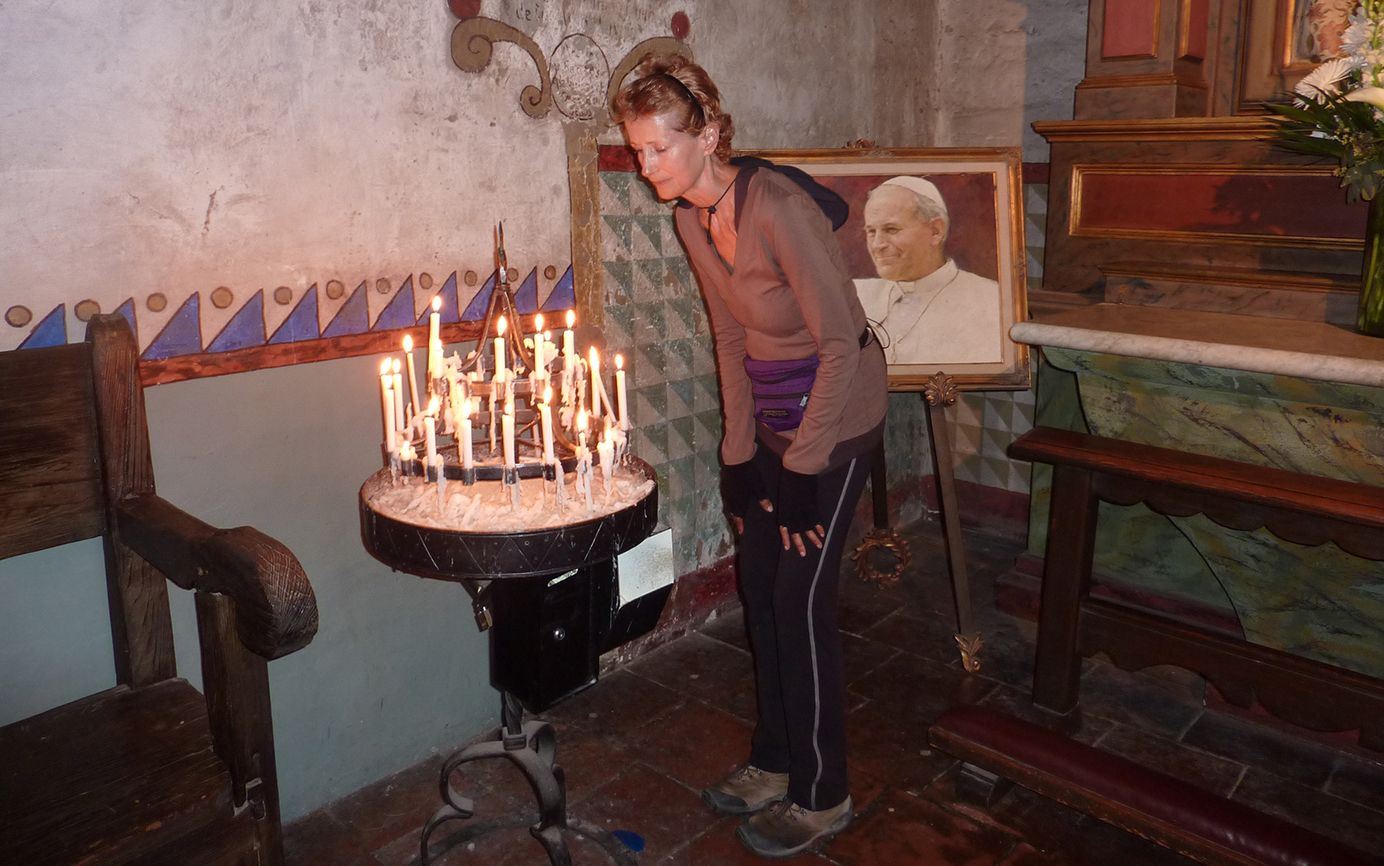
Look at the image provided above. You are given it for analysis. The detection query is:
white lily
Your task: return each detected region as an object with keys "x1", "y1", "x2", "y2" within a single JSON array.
[{"x1": 1346, "y1": 85, "x2": 1384, "y2": 108}]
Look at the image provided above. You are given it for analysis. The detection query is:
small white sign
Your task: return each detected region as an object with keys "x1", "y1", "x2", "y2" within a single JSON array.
[{"x1": 616, "y1": 529, "x2": 674, "y2": 605}]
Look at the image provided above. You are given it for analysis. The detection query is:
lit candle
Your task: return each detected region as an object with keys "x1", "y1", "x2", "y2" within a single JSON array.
[
  {"x1": 402, "y1": 335, "x2": 421, "y2": 420},
  {"x1": 563, "y1": 309, "x2": 576, "y2": 365},
  {"x1": 615, "y1": 353, "x2": 628, "y2": 429},
  {"x1": 532, "y1": 313, "x2": 545, "y2": 375},
  {"x1": 380, "y1": 359, "x2": 397, "y2": 454},
  {"x1": 589, "y1": 346, "x2": 602, "y2": 419},
  {"x1": 391, "y1": 359, "x2": 405, "y2": 431},
  {"x1": 459, "y1": 394, "x2": 473, "y2": 469},
  {"x1": 502, "y1": 402, "x2": 516, "y2": 468},
  {"x1": 428, "y1": 296, "x2": 442, "y2": 382},
  {"x1": 540, "y1": 385, "x2": 555, "y2": 464},
  {"x1": 494, "y1": 315, "x2": 508, "y2": 379}
]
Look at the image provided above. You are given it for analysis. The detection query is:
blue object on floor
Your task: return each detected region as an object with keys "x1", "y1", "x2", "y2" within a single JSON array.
[{"x1": 611, "y1": 830, "x2": 645, "y2": 852}]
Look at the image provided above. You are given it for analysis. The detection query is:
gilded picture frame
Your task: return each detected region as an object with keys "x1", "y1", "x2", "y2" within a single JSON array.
[{"x1": 745, "y1": 147, "x2": 1029, "y2": 392}]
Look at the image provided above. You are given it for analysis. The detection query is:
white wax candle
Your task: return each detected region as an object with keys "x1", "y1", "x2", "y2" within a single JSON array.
[
  {"x1": 424, "y1": 415, "x2": 437, "y2": 472},
  {"x1": 502, "y1": 407, "x2": 516, "y2": 468},
  {"x1": 494, "y1": 315, "x2": 508, "y2": 379},
  {"x1": 563, "y1": 309, "x2": 576, "y2": 365},
  {"x1": 540, "y1": 386, "x2": 555, "y2": 464},
  {"x1": 597, "y1": 437, "x2": 614, "y2": 496},
  {"x1": 402, "y1": 335, "x2": 421, "y2": 420},
  {"x1": 459, "y1": 395, "x2": 473, "y2": 469},
  {"x1": 391, "y1": 360, "x2": 405, "y2": 431},
  {"x1": 428, "y1": 296, "x2": 442, "y2": 381},
  {"x1": 532, "y1": 314, "x2": 545, "y2": 376},
  {"x1": 589, "y1": 347, "x2": 602, "y2": 419},
  {"x1": 445, "y1": 363, "x2": 461, "y2": 433},
  {"x1": 379, "y1": 360, "x2": 397, "y2": 453},
  {"x1": 615, "y1": 353, "x2": 628, "y2": 429}
]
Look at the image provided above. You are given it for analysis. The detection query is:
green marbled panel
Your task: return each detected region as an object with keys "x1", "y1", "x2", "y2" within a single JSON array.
[
  {"x1": 1042, "y1": 348, "x2": 1384, "y2": 483},
  {"x1": 1035, "y1": 347, "x2": 1384, "y2": 676},
  {"x1": 1028, "y1": 357, "x2": 1233, "y2": 612},
  {"x1": 1176, "y1": 514, "x2": 1384, "y2": 677}
]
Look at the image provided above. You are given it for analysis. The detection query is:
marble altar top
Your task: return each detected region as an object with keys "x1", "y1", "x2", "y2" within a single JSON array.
[{"x1": 1011, "y1": 304, "x2": 1384, "y2": 388}]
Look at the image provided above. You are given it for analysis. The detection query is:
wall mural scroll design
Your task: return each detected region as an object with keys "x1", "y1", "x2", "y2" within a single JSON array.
[
  {"x1": 450, "y1": 17, "x2": 554, "y2": 119},
  {"x1": 448, "y1": 11, "x2": 689, "y2": 329}
]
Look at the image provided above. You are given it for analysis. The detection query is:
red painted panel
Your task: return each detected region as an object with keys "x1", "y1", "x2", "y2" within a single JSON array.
[
  {"x1": 1077, "y1": 170, "x2": 1368, "y2": 241},
  {"x1": 1023, "y1": 161, "x2": 1051, "y2": 185},
  {"x1": 599, "y1": 144, "x2": 639, "y2": 172},
  {"x1": 1182, "y1": 0, "x2": 1209, "y2": 59},
  {"x1": 1103, "y1": 0, "x2": 1160, "y2": 58}
]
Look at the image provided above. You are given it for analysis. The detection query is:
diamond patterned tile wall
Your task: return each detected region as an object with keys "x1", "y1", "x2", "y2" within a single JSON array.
[
  {"x1": 598, "y1": 175, "x2": 1049, "y2": 572},
  {"x1": 600, "y1": 170, "x2": 731, "y2": 576}
]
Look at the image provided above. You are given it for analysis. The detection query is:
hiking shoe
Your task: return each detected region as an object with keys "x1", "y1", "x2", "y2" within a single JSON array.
[
  {"x1": 736, "y1": 795, "x2": 853, "y2": 858},
  {"x1": 701, "y1": 765, "x2": 790, "y2": 815}
]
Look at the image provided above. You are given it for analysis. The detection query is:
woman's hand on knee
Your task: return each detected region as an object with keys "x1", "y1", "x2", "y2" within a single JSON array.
[
  {"x1": 779, "y1": 524, "x2": 825, "y2": 556},
  {"x1": 730, "y1": 497, "x2": 774, "y2": 536},
  {"x1": 775, "y1": 469, "x2": 823, "y2": 556}
]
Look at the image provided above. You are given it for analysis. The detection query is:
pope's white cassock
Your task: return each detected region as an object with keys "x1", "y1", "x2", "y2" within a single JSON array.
[{"x1": 854, "y1": 259, "x2": 1003, "y2": 365}]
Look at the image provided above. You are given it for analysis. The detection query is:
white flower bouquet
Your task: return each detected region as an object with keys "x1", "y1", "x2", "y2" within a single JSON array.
[{"x1": 1270, "y1": 0, "x2": 1384, "y2": 201}]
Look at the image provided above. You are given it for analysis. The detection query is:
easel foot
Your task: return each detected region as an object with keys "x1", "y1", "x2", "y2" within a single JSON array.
[{"x1": 955, "y1": 632, "x2": 984, "y2": 673}]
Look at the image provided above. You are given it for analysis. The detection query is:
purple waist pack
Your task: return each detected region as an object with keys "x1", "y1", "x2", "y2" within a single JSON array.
[{"x1": 743, "y1": 355, "x2": 820, "y2": 432}]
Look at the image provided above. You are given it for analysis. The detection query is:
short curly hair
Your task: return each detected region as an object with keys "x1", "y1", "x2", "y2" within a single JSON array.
[{"x1": 611, "y1": 53, "x2": 734, "y2": 160}]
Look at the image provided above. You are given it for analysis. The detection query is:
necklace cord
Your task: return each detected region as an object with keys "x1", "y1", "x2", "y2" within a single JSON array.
[{"x1": 703, "y1": 175, "x2": 736, "y2": 245}]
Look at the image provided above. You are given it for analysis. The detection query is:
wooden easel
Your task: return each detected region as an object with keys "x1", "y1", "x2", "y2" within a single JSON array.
[{"x1": 856, "y1": 371, "x2": 983, "y2": 672}]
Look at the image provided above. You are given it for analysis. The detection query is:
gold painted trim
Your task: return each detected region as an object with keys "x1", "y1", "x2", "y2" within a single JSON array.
[
  {"x1": 1100, "y1": 261, "x2": 1358, "y2": 292},
  {"x1": 1076, "y1": 72, "x2": 1195, "y2": 90},
  {"x1": 1034, "y1": 115, "x2": 1281, "y2": 142},
  {"x1": 1069, "y1": 163, "x2": 1362, "y2": 249}
]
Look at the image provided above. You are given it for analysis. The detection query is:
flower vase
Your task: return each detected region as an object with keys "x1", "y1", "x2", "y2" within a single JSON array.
[{"x1": 1359, "y1": 196, "x2": 1384, "y2": 337}]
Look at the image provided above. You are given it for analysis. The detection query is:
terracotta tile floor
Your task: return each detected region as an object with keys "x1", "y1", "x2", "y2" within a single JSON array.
[{"x1": 285, "y1": 524, "x2": 1384, "y2": 864}]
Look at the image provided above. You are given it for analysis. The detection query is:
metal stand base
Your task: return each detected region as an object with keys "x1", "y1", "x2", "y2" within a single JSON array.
[{"x1": 420, "y1": 693, "x2": 638, "y2": 865}]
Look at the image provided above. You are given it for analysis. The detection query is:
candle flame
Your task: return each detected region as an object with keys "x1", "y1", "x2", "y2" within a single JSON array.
[
  {"x1": 543, "y1": 385, "x2": 553, "y2": 403},
  {"x1": 403, "y1": 334, "x2": 413, "y2": 352},
  {"x1": 589, "y1": 346, "x2": 599, "y2": 364},
  {"x1": 380, "y1": 358, "x2": 391, "y2": 375},
  {"x1": 578, "y1": 409, "x2": 588, "y2": 431},
  {"x1": 432, "y1": 295, "x2": 441, "y2": 312},
  {"x1": 392, "y1": 359, "x2": 401, "y2": 374},
  {"x1": 616, "y1": 353, "x2": 624, "y2": 370},
  {"x1": 497, "y1": 315, "x2": 507, "y2": 336},
  {"x1": 427, "y1": 396, "x2": 441, "y2": 416},
  {"x1": 534, "y1": 313, "x2": 544, "y2": 332},
  {"x1": 566, "y1": 309, "x2": 576, "y2": 328}
]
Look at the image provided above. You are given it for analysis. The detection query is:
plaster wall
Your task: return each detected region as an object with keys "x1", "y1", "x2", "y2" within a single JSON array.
[
  {"x1": 933, "y1": 0, "x2": 1088, "y2": 159},
  {"x1": 0, "y1": 0, "x2": 1085, "y2": 820}
]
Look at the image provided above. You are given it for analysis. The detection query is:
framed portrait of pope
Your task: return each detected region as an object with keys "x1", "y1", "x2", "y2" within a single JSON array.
[{"x1": 746, "y1": 147, "x2": 1029, "y2": 392}]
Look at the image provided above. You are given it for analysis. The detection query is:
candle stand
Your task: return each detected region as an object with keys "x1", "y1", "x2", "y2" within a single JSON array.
[{"x1": 359, "y1": 458, "x2": 663, "y2": 866}]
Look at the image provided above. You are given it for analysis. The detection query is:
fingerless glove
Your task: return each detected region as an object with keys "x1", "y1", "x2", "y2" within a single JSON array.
[
  {"x1": 775, "y1": 468, "x2": 821, "y2": 534},
  {"x1": 720, "y1": 460, "x2": 765, "y2": 519}
]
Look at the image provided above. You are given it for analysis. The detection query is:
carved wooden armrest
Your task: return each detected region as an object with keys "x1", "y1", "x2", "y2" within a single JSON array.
[{"x1": 115, "y1": 493, "x2": 319, "y2": 659}]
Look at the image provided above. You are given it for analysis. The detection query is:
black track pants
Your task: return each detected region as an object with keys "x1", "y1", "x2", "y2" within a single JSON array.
[{"x1": 737, "y1": 443, "x2": 870, "y2": 811}]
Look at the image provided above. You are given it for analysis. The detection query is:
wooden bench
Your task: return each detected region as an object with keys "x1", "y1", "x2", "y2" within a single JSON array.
[
  {"x1": 929, "y1": 705, "x2": 1378, "y2": 866},
  {"x1": 1008, "y1": 426, "x2": 1384, "y2": 749},
  {"x1": 0, "y1": 316, "x2": 318, "y2": 866}
]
